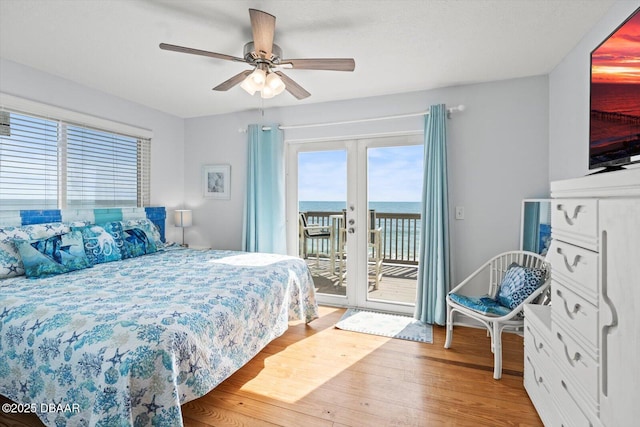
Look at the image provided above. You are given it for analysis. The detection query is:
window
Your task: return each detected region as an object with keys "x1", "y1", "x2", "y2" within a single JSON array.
[{"x1": 0, "y1": 110, "x2": 151, "y2": 210}]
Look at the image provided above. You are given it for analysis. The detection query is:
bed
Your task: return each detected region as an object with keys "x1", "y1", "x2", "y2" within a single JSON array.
[{"x1": 0, "y1": 208, "x2": 318, "y2": 426}]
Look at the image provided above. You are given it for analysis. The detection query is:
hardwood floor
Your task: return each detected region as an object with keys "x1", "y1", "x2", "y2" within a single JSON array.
[
  {"x1": 0, "y1": 306, "x2": 542, "y2": 427},
  {"x1": 183, "y1": 306, "x2": 542, "y2": 427}
]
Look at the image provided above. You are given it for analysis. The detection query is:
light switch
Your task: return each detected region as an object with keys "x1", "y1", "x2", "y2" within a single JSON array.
[{"x1": 455, "y1": 206, "x2": 465, "y2": 220}]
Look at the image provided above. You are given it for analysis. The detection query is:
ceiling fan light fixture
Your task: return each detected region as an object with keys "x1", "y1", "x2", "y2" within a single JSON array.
[
  {"x1": 260, "y1": 85, "x2": 276, "y2": 99},
  {"x1": 248, "y1": 68, "x2": 266, "y2": 87},
  {"x1": 240, "y1": 77, "x2": 258, "y2": 95},
  {"x1": 265, "y1": 72, "x2": 286, "y2": 96}
]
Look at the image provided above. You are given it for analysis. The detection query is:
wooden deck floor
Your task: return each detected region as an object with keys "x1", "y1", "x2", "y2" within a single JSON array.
[
  {"x1": 0, "y1": 306, "x2": 541, "y2": 427},
  {"x1": 305, "y1": 257, "x2": 418, "y2": 304}
]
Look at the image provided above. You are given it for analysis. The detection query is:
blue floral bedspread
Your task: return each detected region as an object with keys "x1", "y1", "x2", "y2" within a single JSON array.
[{"x1": 0, "y1": 249, "x2": 318, "y2": 426}]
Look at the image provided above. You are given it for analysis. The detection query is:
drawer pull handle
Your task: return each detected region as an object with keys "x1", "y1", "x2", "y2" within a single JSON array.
[
  {"x1": 528, "y1": 329, "x2": 545, "y2": 352},
  {"x1": 526, "y1": 325, "x2": 544, "y2": 350},
  {"x1": 556, "y1": 204, "x2": 585, "y2": 226},
  {"x1": 555, "y1": 289, "x2": 582, "y2": 319},
  {"x1": 557, "y1": 332, "x2": 582, "y2": 367},
  {"x1": 556, "y1": 247, "x2": 582, "y2": 273},
  {"x1": 526, "y1": 356, "x2": 544, "y2": 385}
]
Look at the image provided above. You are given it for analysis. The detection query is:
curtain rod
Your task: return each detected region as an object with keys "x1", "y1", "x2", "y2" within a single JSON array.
[{"x1": 238, "y1": 104, "x2": 465, "y2": 133}]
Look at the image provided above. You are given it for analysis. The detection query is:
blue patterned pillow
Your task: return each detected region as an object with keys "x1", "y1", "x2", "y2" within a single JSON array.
[
  {"x1": 449, "y1": 293, "x2": 512, "y2": 316},
  {"x1": 102, "y1": 221, "x2": 126, "y2": 247},
  {"x1": 496, "y1": 264, "x2": 547, "y2": 309},
  {"x1": 121, "y1": 218, "x2": 163, "y2": 248},
  {"x1": 73, "y1": 225, "x2": 123, "y2": 264},
  {"x1": 0, "y1": 227, "x2": 24, "y2": 278},
  {"x1": 121, "y1": 226, "x2": 157, "y2": 259},
  {"x1": 1, "y1": 222, "x2": 73, "y2": 278},
  {"x1": 13, "y1": 231, "x2": 92, "y2": 278}
]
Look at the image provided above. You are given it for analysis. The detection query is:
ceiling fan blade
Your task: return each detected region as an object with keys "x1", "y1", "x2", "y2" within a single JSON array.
[
  {"x1": 275, "y1": 71, "x2": 311, "y2": 100},
  {"x1": 212, "y1": 70, "x2": 253, "y2": 91},
  {"x1": 249, "y1": 9, "x2": 275, "y2": 59},
  {"x1": 281, "y1": 58, "x2": 355, "y2": 72},
  {"x1": 159, "y1": 43, "x2": 246, "y2": 63}
]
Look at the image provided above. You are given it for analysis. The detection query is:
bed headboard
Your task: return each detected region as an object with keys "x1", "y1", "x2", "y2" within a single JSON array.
[{"x1": 0, "y1": 207, "x2": 167, "y2": 242}]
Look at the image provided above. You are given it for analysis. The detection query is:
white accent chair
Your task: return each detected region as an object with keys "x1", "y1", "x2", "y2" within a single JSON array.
[{"x1": 444, "y1": 250, "x2": 551, "y2": 379}]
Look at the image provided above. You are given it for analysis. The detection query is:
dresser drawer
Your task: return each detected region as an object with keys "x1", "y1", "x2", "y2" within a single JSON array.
[
  {"x1": 524, "y1": 305, "x2": 553, "y2": 369},
  {"x1": 525, "y1": 353, "x2": 552, "y2": 400},
  {"x1": 554, "y1": 373, "x2": 597, "y2": 427},
  {"x1": 524, "y1": 304, "x2": 554, "y2": 378},
  {"x1": 552, "y1": 324, "x2": 599, "y2": 405},
  {"x1": 552, "y1": 282, "x2": 598, "y2": 349},
  {"x1": 552, "y1": 199, "x2": 598, "y2": 251},
  {"x1": 525, "y1": 326, "x2": 553, "y2": 366},
  {"x1": 548, "y1": 240, "x2": 598, "y2": 302},
  {"x1": 524, "y1": 305, "x2": 559, "y2": 426},
  {"x1": 525, "y1": 353, "x2": 560, "y2": 426}
]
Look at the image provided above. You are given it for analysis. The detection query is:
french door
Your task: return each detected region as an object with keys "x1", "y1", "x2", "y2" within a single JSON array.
[{"x1": 286, "y1": 133, "x2": 423, "y2": 314}]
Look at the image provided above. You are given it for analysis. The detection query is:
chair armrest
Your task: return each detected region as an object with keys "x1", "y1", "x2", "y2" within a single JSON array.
[{"x1": 304, "y1": 224, "x2": 330, "y2": 233}]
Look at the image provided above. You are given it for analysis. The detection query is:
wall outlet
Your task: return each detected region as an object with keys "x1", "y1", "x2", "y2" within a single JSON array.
[{"x1": 455, "y1": 206, "x2": 465, "y2": 220}]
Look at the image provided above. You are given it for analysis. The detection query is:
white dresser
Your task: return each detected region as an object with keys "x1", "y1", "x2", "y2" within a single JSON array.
[{"x1": 524, "y1": 168, "x2": 640, "y2": 426}]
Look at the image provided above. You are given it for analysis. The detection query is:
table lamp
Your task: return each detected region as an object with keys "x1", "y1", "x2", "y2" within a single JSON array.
[{"x1": 174, "y1": 209, "x2": 192, "y2": 247}]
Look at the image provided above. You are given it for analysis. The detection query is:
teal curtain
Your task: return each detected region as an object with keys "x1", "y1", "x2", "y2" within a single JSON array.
[
  {"x1": 414, "y1": 104, "x2": 450, "y2": 325},
  {"x1": 242, "y1": 124, "x2": 287, "y2": 254}
]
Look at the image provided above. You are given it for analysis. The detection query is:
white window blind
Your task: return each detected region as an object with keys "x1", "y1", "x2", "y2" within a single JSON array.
[
  {"x1": 0, "y1": 113, "x2": 59, "y2": 210},
  {"x1": 137, "y1": 136, "x2": 151, "y2": 207},
  {"x1": 0, "y1": 110, "x2": 151, "y2": 210}
]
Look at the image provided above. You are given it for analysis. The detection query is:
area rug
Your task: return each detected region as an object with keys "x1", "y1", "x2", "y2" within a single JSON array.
[{"x1": 335, "y1": 309, "x2": 433, "y2": 343}]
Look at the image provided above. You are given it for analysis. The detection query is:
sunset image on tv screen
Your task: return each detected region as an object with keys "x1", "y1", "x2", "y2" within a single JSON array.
[{"x1": 590, "y1": 8, "x2": 640, "y2": 167}]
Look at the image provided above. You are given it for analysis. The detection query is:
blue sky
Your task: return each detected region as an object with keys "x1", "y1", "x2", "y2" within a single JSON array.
[{"x1": 298, "y1": 145, "x2": 424, "y2": 202}]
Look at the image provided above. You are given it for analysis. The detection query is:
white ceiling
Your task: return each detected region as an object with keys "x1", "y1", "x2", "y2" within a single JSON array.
[{"x1": 0, "y1": 0, "x2": 616, "y2": 119}]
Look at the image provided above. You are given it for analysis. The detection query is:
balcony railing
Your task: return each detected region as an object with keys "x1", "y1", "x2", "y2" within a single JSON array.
[{"x1": 302, "y1": 210, "x2": 420, "y2": 265}]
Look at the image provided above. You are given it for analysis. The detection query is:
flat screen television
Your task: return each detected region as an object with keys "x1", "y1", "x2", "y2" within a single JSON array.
[{"x1": 589, "y1": 7, "x2": 640, "y2": 172}]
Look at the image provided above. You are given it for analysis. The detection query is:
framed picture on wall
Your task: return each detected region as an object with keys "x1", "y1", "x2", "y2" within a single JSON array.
[{"x1": 202, "y1": 164, "x2": 231, "y2": 199}]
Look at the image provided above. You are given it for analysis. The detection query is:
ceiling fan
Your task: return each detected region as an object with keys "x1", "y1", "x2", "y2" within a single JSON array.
[{"x1": 160, "y1": 9, "x2": 356, "y2": 100}]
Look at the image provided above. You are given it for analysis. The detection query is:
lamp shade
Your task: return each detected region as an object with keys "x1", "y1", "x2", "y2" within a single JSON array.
[
  {"x1": 240, "y1": 77, "x2": 258, "y2": 95},
  {"x1": 265, "y1": 73, "x2": 286, "y2": 95},
  {"x1": 174, "y1": 210, "x2": 193, "y2": 228},
  {"x1": 248, "y1": 68, "x2": 266, "y2": 86},
  {"x1": 241, "y1": 68, "x2": 267, "y2": 96},
  {"x1": 260, "y1": 85, "x2": 276, "y2": 99}
]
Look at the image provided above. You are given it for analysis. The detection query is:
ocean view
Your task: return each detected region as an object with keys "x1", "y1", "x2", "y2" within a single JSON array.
[{"x1": 300, "y1": 201, "x2": 421, "y2": 214}]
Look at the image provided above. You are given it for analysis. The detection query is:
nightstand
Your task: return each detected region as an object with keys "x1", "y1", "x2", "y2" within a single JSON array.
[{"x1": 187, "y1": 245, "x2": 211, "y2": 250}]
